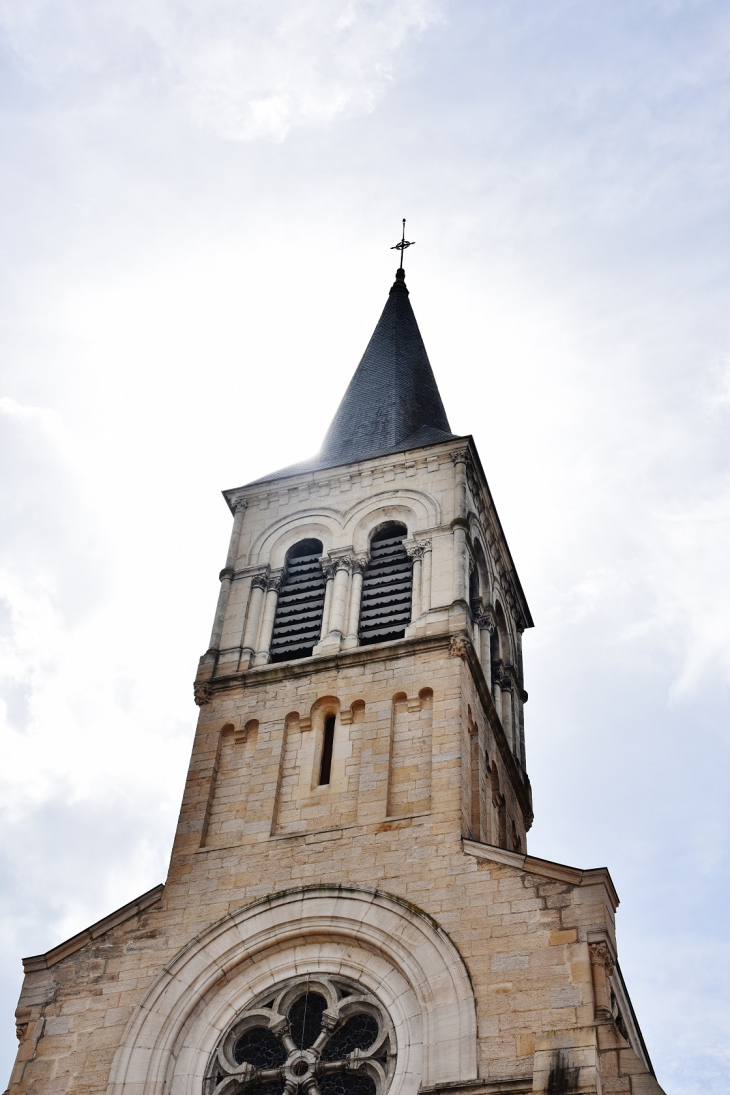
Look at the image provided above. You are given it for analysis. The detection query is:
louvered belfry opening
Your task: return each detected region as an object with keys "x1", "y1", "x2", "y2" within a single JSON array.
[
  {"x1": 269, "y1": 539, "x2": 325, "y2": 664},
  {"x1": 359, "y1": 524, "x2": 413, "y2": 646}
]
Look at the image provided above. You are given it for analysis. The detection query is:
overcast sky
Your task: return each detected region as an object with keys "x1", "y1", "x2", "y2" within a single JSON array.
[{"x1": 1, "y1": 1, "x2": 729, "y2": 1090}]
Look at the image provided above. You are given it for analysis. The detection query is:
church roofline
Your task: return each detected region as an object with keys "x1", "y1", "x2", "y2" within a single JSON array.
[
  {"x1": 462, "y1": 838, "x2": 620, "y2": 909},
  {"x1": 22, "y1": 884, "x2": 164, "y2": 972}
]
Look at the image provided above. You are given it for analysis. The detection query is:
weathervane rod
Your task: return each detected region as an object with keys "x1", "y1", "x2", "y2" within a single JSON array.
[{"x1": 390, "y1": 218, "x2": 415, "y2": 270}]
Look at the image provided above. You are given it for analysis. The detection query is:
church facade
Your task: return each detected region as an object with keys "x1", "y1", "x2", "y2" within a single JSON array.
[{"x1": 7, "y1": 266, "x2": 664, "y2": 1095}]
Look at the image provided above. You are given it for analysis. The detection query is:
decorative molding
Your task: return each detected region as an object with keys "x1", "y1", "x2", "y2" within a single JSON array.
[{"x1": 218, "y1": 567, "x2": 234, "y2": 582}]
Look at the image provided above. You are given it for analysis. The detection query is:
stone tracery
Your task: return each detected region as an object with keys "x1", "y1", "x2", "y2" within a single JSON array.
[{"x1": 206, "y1": 976, "x2": 396, "y2": 1095}]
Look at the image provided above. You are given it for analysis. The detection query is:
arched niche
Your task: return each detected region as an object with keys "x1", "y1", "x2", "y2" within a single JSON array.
[{"x1": 107, "y1": 886, "x2": 477, "y2": 1095}]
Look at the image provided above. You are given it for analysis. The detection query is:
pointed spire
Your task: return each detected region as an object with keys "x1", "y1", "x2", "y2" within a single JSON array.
[
  {"x1": 317, "y1": 268, "x2": 456, "y2": 468},
  {"x1": 245, "y1": 268, "x2": 457, "y2": 486}
]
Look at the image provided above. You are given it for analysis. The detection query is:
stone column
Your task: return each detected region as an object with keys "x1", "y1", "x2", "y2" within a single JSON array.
[
  {"x1": 451, "y1": 451, "x2": 470, "y2": 607},
  {"x1": 421, "y1": 539, "x2": 432, "y2": 613},
  {"x1": 478, "y1": 610, "x2": 495, "y2": 691},
  {"x1": 589, "y1": 942, "x2": 615, "y2": 1021},
  {"x1": 451, "y1": 448, "x2": 469, "y2": 519},
  {"x1": 343, "y1": 558, "x2": 367, "y2": 649},
  {"x1": 239, "y1": 573, "x2": 267, "y2": 670},
  {"x1": 318, "y1": 561, "x2": 335, "y2": 641},
  {"x1": 407, "y1": 543, "x2": 424, "y2": 620},
  {"x1": 327, "y1": 557, "x2": 352, "y2": 643},
  {"x1": 501, "y1": 680, "x2": 515, "y2": 752},
  {"x1": 253, "y1": 572, "x2": 282, "y2": 666},
  {"x1": 206, "y1": 499, "x2": 248, "y2": 655},
  {"x1": 493, "y1": 680, "x2": 503, "y2": 724}
]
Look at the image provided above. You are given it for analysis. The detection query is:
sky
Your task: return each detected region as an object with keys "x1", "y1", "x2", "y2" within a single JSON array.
[{"x1": 1, "y1": 0, "x2": 729, "y2": 1090}]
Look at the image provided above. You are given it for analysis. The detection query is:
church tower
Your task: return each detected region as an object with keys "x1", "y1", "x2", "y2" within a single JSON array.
[{"x1": 7, "y1": 262, "x2": 664, "y2": 1095}]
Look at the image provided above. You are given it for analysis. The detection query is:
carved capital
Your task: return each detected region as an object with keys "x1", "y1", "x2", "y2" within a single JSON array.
[
  {"x1": 448, "y1": 635, "x2": 471, "y2": 660},
  {"x1": 321, "y1": 1010, "x2": 339, "y2": 1033},
  {"x1": 321, "y1": 561, "x2": 336, "y2": 581},
  {"x1": 250, "y1": 573, "x2": 268, "y2": 591},
  {"x1": 406, "y1": 543, "x2": 425, "y2": 560},
  {"x1": 334, "y1": 555, "x2": 353, "y2": 574},
  {"x1": 450, "y1": 448, "x2": 469, "y2": 466},
  {"x1": 231, "y1": 498, "x2": 249, "y2": 514},
  {"x1": 219, "y1": 567, "x2": 234, "y2": 582},
  {"x1": 419, "y1": 537, "x2": 432, "y2": 552},
  {"x1": 478, "y1": 605, "x2": 496, "y2": 631},
  {"x1": 266, "y1": 573, "x2": 283, "y2": 593},
  {"x1": 194, "y1": 681, "x2": 212, "y2": 706},
  {"x1": 589, "y1": 941, "x2": 615, "y2": 976},
  {"x1": 351, "y1": 558, "x2": 368, "y2": 576}
]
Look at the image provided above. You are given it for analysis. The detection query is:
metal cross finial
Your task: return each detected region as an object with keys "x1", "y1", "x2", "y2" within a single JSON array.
[{"x1": 391, "y1": 218, "x2": 415, "y2": 270}]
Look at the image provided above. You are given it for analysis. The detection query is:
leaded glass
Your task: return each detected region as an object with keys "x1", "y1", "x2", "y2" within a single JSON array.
[{"x1": 205, "y1": 975, "x2": 395, "y2": 1095}]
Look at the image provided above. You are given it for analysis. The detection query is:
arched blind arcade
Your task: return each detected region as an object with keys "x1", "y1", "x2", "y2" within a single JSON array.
[
  {"x1": 359, "y1": 525, "x2": 412, "y2": 646},
  {"x1": 270, "y1": 540, "x2": 325, "y2": 664}
]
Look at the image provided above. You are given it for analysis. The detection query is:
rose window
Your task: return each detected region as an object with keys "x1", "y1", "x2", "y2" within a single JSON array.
[{"x1": 205, "y1": 976, "x2": 396, "y2": 1095}]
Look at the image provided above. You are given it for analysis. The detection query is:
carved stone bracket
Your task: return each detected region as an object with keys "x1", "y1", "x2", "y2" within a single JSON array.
[
  {"x1": 15, "y1": 1008, "x2": 31, "y2": 1043},
  {"x1": 448, "y1": 635, "x2": 471, "y2": 660},
  {"x1": 194, "y1": 681, "x2": 213, "y2": 707}
]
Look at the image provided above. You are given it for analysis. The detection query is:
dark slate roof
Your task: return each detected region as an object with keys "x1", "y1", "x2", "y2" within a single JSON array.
[{"x1": 249, "y1": 268, "x2": 458, "y2": 485}]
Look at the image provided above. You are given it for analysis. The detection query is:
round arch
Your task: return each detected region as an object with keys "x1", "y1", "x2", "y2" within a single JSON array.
[
  {"x1": 247, "y1": 510, "x2": 344, "y2": 568},
  {"x1": 107, "y1": 886, "x2": 477, "y2": 1095}
]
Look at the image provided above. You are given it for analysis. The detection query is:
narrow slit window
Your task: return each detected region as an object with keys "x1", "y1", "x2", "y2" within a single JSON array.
[
  {"x1": 319, "y1": 716, "x2": 335, "y2": 785},
  {"x1": 270, "y1": 539, "x2": 325, "y2": 664},
  {"x1": 359, "y1": 524, "x2": 412, "y2": 646}
]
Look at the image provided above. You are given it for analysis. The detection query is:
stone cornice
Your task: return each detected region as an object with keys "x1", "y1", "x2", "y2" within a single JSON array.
[
  {"x1": 22, "y1": 884, "x2": 165, "y2": 972},
  {"x1": 461, "y1": 839, "x2": 620, "y2": 911},
  {"x1": 222, "y1": 437, "x2": 468, "y2": 514}
]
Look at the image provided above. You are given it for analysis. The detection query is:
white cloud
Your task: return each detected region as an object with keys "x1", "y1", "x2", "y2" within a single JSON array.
[{"x1": 0, "y1": 0, "x2": 443, "y2": 140}]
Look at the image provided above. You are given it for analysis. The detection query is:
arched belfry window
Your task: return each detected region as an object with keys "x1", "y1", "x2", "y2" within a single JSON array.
[
  {"x1": 269, "y1": 540, "x2": 325, "y2": 664},
  {"x1": 205, "y1": 975, "x2": 396, "y2": 1095},
  {"x1": 359, "y1": 524, "x2": 412, "y2": 646}
]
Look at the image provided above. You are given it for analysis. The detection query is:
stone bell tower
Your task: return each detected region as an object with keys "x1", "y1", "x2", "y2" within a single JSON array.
[{"x1": 7, "y1": 263, "x2": 665, "y2": 1095}]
